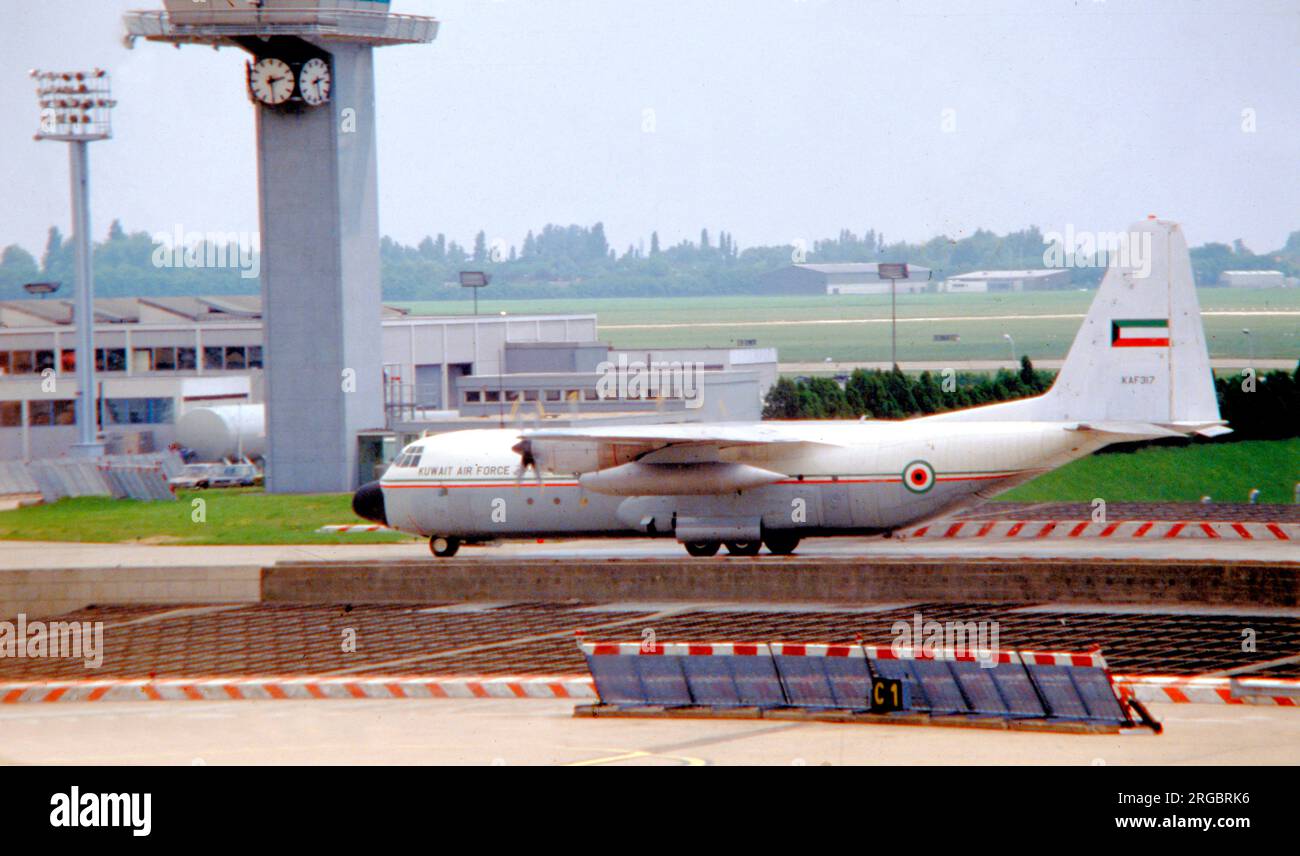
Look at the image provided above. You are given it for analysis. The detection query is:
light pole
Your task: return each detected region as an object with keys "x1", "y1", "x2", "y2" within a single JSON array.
[
  {"x1": 878, "y1": 263, "x2": 909, "y2": 368},
  {"x1": 1003, "y1": 332, "x2": 1016, "y2": 365},
  {"x1": 23, "y1": 281, "x2": 61, "y2": 300},
  {"x1": 459, "y1": 270, "x2": 491, "y2": 316},
  {"x1": 32, "y1": 69, "x2": 115, "y2": 459}
]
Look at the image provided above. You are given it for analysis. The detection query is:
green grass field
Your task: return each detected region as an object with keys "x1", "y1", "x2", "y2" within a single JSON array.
[
  {"x1": 396, "y1": 290, "x2": 1299, "y2": 364},
  {"x1": 0, "y1": 440, "x2": 1293, "y2": 543},
  {"x1": 0, "y1": 488, "x2": 416, "y2": 545},
  {"x1": 998, "y1": 438, "x2": 1300, "y2": 504}
]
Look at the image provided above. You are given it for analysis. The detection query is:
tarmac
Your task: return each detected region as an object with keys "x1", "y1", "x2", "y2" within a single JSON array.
[
  {"x1": 1, "y1": 518, "x2": 1295, "y2": 766},
  {"x1": 1, "y1": 698, "x2": 1295, "y2": 765},
  {"x1": 1, "y1": 533, "x2": 1295, "y2": 570}
]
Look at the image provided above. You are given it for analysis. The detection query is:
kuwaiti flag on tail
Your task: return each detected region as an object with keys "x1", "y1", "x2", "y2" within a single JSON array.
[{"x1": 1111, "y1": 318, "x2": 1170, "y2": 347}]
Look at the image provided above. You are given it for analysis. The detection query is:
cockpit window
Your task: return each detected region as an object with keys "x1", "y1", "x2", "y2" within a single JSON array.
[{"x1": 393, "y1": 446, "x2": 423, "y2": 468}]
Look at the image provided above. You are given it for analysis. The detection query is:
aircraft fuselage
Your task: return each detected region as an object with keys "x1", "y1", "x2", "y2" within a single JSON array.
[{"x1": 371, "y1": 421, "x2": 1103, "y2": 544}]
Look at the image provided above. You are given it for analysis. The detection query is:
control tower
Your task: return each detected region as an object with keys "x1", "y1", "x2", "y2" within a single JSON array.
[{"x1": 124, "y1": 1, "x2": 438, "y2": 492}]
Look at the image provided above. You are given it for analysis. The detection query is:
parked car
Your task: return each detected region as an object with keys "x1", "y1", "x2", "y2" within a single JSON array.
[
  {"x1": 207, "y1": 463, "x2": 263, "y2": 488},
  {"x1": 169, "y1": 463, "x2": 220, "y2": 490},
  {"x1": 168, "y1": 462, "x2": 263, "y2": 490}
]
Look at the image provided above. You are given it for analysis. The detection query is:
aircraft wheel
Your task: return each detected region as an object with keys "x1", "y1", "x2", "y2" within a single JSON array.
[
  {"x1": 429, "y1": 535, "x2": 460, "y2": 558},
  {"x1": 683, "y1": 541, "x2": 721, "y2": 557},
  {"x1": 763, "y1": 532, "x2": 801, "y2": 555},
  {"x1": 724, "y1": 540, "x2": 762, "y2": 557}
]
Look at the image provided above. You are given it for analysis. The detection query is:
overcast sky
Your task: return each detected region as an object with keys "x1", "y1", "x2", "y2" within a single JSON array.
[{"x1": 1, "y1": 0, "x2": 1296, "y2": 259}]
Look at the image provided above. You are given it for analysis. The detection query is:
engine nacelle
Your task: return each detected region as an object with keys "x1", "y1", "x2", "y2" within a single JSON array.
[{"x1": 578, "y1": 461, "x2": 785, "y2": 497}]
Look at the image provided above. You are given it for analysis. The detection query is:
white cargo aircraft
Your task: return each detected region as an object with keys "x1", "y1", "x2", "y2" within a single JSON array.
[{"x1": 353, "y1": 218, "x2": 1228, "y2": 557}]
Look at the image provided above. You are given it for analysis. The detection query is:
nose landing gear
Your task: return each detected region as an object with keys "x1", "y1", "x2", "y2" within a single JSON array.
[{"x1": 429, "y1": 535, "x2": 460, "y2": 558}]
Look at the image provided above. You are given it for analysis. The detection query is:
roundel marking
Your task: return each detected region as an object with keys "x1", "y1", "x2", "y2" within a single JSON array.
[{"x1": 902, "y1": 460, "x2": 935, "y2": 494}]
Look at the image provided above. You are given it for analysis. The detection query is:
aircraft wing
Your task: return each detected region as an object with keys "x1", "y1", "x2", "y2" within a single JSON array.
[
  {"x1": 517, "y1": 423, "x2": 837, "y2": 487},
  {"x1": 522, "y1": 422, "x2": 823, "y2": 448}
]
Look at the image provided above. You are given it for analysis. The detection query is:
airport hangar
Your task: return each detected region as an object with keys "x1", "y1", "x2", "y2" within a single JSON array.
[
  {"x1": 758, "y1": 262, "x2": 935, "y2": 295},
  {"x1": 0, "y1": 295, "x2": 776, "y2": 484}
]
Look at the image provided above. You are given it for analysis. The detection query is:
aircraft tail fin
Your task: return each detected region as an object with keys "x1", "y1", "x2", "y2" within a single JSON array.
[{"x1": 923, "y1": 217, "x2": 1227, "y2": 436}]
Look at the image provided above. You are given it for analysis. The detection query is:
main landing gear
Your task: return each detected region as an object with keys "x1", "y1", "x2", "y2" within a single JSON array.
[
  {"x1": 724, "y1": 540, "x2": 762, "y2": 557},
  {"x1": 762, "y1": 531, "x2": 800, "y2": 555},
  {"x1": 429, "y1": 535, "x2": 460, "y2": 558},
  {"x1": 683, "y1": 541, "x2": 721, "y2": 557},
  {"x1": 680, "y1": 533, "x2": 801, "y2": 557}
]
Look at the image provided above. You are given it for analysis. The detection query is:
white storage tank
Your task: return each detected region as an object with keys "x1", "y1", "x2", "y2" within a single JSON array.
[{"x1": 177, "y1": 404, "x2": 266, "y2": 461}]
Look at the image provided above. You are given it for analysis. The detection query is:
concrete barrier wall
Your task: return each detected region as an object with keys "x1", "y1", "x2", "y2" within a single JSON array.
[
  {"x1": 0, "y1": 566, "x2": 261, "y2": 619},
  {"x1": 5, "y1": 556, "x2": 1294, "y2": 619},
  {"x1": 262, "y1": 558, "x2": 1299, "y2": 608}
]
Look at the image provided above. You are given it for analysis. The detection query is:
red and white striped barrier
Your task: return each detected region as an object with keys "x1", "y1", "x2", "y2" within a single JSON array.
[
  {"x1": 769, "y1": 643, "x2": 864, "y2": 658},
  {"x1": 1115, "y1": 675, "x2": 1300, "y2": 707},
  {"x1": 862, "y1": 645, "x2": 1109, "y2": 669},
  {"x1": 580, "y1": 642, "x2": 770, "y2": 657},
  {"x1": 316, "y1": 524, "x2": 389, "y2": 533},
  {"x1": 586, "y1": 640, "x2": 1109, "y2": 669},
  {"x1": 7, "y1": 670, "x2": 1298, "y2": 708},
  {"x1": 0, "y1": 674, "x2": 597, "y2": 704},
  {"x1": 906, "y1": 519, "x2": 1297, "y2": 541}
]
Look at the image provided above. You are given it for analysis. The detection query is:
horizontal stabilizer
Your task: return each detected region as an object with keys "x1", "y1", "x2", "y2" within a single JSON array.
[{"x1": 1069, "y1": 420, "x2": 1232, "y2": 441}]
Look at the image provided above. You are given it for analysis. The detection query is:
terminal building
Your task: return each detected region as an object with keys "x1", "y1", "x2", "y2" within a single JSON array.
[{"x1": 0, "y1": 296, "x2": 776, "y2": 483}]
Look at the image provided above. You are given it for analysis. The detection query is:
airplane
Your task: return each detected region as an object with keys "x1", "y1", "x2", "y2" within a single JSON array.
[{"x1": 352, "y1": 218, "x2": 1229, "y2": 557}]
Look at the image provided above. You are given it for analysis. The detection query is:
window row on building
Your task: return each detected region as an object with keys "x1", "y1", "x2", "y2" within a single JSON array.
[
  {"x1": 460, "y1": 386, "x2": 699, "y2": 404},
  {"x1": 0, "y1": 397, "x2": 176, "y2": 427},
  {"x1": 0, "y1": 346, "x2": 262, "y2": 376},
  {"x1": 463, "y1": 388, "x2": 590, "y2": 404}
]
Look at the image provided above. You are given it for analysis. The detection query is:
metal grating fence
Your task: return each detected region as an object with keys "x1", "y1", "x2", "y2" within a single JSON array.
[{"x1": 4, "y1": 452, "x2": 181, "y2": 502}]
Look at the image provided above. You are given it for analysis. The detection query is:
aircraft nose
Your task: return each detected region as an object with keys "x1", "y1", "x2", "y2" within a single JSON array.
[{"x1": 352, "y1": 481, "x2": 387, "y2": 526}]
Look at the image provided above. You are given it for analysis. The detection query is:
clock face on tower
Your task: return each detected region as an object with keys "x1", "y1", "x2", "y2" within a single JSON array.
[
  {"x1": 248, "y1": 58, "x2": 294, "y2": 105},
  {"x1": 298, "y1": 57, "x2": 332, "y2": 106}
]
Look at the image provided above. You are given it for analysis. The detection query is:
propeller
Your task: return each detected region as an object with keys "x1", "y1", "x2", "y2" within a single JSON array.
[{"x1": 512, "y1": 436, "x2": 544, "y2": 491}]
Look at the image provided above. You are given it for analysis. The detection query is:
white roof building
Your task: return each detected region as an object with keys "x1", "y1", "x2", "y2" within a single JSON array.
[
  {"x1": 1219, "y1": 270, "x2": 1286, "y2": 288},
  {"x1": 942, "y1": 269, "x2": 1071, "y2": 293}
]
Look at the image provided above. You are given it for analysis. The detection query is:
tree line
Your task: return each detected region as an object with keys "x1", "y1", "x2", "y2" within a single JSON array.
[
  {"x1": 762, "y1": 359, "x2": 1300, "y2": 445},
  {"x1": 2, "y1": 219, "x2": 1297, "y2": 301},
  {"x1": 762, "y1": 357, "x2": 1053, "y2": 420}
]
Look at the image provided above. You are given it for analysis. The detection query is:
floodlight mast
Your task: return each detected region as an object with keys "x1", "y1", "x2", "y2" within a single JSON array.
[
  {"x1": 32, "y1": 69, "x2": 116, "y2": 459},
  {"x1": 877, "y1": 263, "x2": 909, "y2": 369},
  {"x1": 23, "y1": 282, "x2": 61, "y2": 299},
  {"x1": 459, "y1": 271, "x2": 490, "y2": 316}
]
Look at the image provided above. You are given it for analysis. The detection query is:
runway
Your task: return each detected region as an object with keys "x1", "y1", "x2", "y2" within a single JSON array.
[
  {"x1": 416, "y1": 536, "x2": 1299, "y2": 563},
  {"x1": 0, "y1": 530, "x2": 1294, "y2": 569},
  {"x1": 1, "y1": 698, "x2": 1295, "y2": 765},
  {"x1": 780, "y1": 358, "x2": 1300, "y2": 374},
  {"x1": 599, "y1": 309, "x2": 1300, "y2": 332}
]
